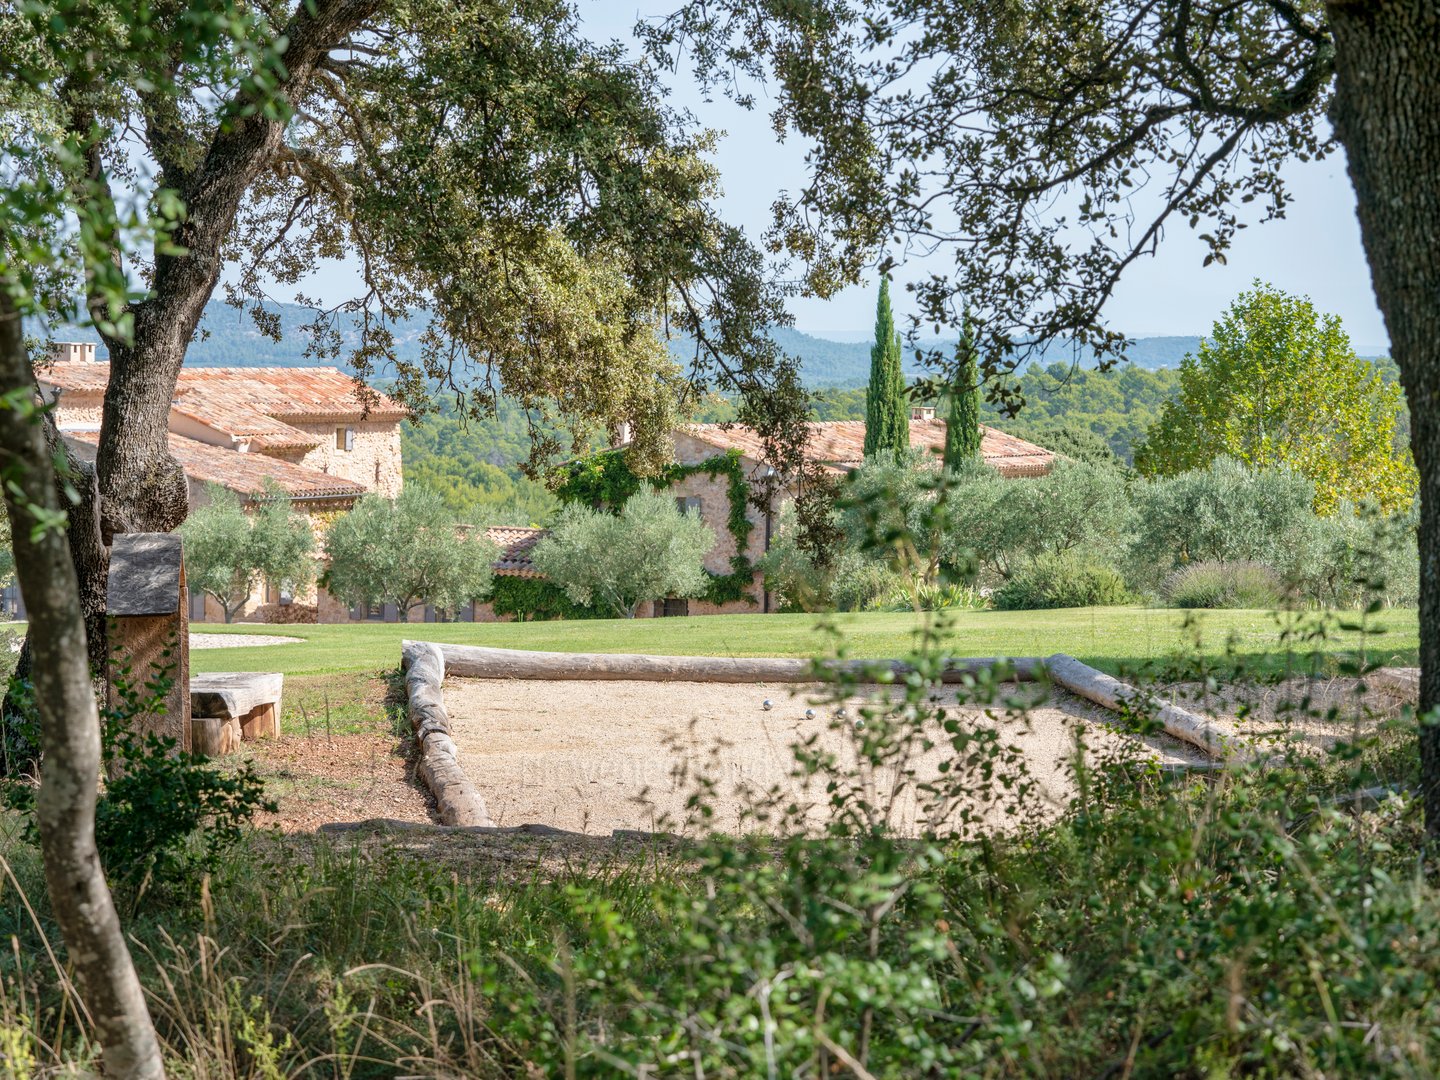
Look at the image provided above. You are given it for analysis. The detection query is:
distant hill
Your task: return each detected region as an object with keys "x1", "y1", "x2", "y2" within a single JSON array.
[{"x1": 51, "y1": 300, "x2": 1306, "y2": 385}]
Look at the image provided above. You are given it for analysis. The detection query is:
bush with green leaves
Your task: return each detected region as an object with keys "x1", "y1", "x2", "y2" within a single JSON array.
[
  {"x1": 992, "y1": 552, "x2": 1134, "y2": 610},
  {"x1": 323, "y1": 487, "x2": 496, "y2": 620},
  {"x1": 1289, "y1": 501, "x2": 1420, "y2": 608},
  {"x1": 2, "y1": 659, "x2": 272, "y2": 898},
  {"x1": 1127, "y1": 457, "x2": 1316, "y2": 586},
  {"x1": 1163, "y1": 560, "x2": 1285, "y2": 609},
  {"x1": 178, "y1": 483, "x2": 316, "y2": 622},
  {"x1": 531, "y1": 486, "x2": 715, "y2": 618}
]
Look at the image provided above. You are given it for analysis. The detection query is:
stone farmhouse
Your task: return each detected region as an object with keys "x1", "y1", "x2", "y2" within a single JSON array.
[
  {"x1": 38, "y1": 342, "x2": 408, "y2": 623},
  {"x1": 480, "y1": 407, "x2": 1055, "y2": 619}
]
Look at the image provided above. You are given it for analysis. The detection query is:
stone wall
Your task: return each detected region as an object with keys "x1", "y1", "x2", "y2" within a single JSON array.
[
  {"x1": 53, "y1": 398, "x2": 104, "y2": 427},
  {"x1": 285, "y1": 420, "x2": 403, "y2": 497}
]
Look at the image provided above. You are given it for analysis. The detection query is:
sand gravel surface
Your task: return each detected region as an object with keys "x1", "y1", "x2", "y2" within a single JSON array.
[
  {"x1": 443, "y1": 678, "x2": 1208, "y2": 837},
  {"x1": 191, "y1": 632, "x2": 302, "y2": 649}
]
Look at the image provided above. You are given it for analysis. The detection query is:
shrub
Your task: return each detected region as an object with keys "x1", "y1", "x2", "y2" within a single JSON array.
[
  {"x1": 869, "y1": 580, "x2": 988, "y2": 612},
  {"x1": 2, "y1": 663, "x2": 273, "y2": 897},
  {"x1": 1163, "y1": 560, "x2": 1285, "y2": 609},
  {"x1": 1289, "y1": 501, "x2": 1419, "y2": 608},
  {"x1": 1128, "y1": 457, "x2": 1315, "y2": 583},
  {"x1": 993, "y1": 552, "x2": 1133, "y2": 610}
]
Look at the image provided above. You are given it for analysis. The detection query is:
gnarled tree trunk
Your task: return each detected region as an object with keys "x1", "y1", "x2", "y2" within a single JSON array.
[
  {"x1": 1328, "y1": 0, "x2": 1440, "y2": 840},
  {"x1": 0, "y1": 285, "x2": 166, "y2": 1077},
  {"x1": 2, "y1": 0, "x2": 380, "y2": 758}
]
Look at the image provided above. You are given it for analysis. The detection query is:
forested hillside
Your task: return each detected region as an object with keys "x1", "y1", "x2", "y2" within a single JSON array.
[{"x1": 55, "y1": 301, "x2": 1257, "y2": 378}]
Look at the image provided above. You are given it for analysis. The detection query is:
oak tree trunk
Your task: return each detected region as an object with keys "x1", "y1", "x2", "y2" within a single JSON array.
[
  {"x1": 1328, "y1": 0, "x2": 1440, "y2": 840},
  {"x1": 0, "y1": 286, "x2": 166, "y2": 1077},
  {"x1": 1, "y1": 0, "x2": 380, "y2": 759}
]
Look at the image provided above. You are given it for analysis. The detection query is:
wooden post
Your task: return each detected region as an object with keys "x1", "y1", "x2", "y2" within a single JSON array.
[{"x1": 105, "y1": 533, "x2": 189, "y2": 753}]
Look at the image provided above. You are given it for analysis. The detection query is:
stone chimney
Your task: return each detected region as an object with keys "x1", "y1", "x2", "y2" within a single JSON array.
[
  {"x1": 50, "y1": 341, "x2": 97, "y2": 364},
  {"x1": 615, "y1": 421, "x2": 633, "y2": 446}
]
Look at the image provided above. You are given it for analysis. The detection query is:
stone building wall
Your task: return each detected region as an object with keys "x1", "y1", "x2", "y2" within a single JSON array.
[{"x1": 284, "y1": 420, "x2": 403, "y2": 497}]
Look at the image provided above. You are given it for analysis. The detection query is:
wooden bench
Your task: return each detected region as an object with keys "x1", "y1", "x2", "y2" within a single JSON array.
[{"x1": 190, "y1": 672, "x2": 284, "y2": 757}]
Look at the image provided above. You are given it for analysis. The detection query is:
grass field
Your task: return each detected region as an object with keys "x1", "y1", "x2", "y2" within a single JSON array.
[{"x1": 190, "y1": 605, "x2": 1419, "y2": 677}]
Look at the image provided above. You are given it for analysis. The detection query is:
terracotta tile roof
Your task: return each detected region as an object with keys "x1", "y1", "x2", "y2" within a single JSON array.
[
  {"x1": 483, "y1": 525, "x2": 548, "y2": 578},
  {"x1": 683, "y1": 420, "x2": 1055, "y2": 478},
  {"x1": 40, "y1": 363, "x2": 408, "y2": 450},
  {"x1": 64, "y1": 430, "x2": 368, "y2": 501}
]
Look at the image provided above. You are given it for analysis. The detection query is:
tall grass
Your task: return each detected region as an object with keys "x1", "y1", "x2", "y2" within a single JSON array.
[{"x1": 0, "y1": 607, "x2": 1435, "y2": 1076}]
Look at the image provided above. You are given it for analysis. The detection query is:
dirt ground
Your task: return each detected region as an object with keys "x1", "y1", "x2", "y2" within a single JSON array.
[
  {"x1": 441, "y1": 677, "x2": 1215, "y2": 837},
  {"x1": 1163, "y1": 674, "x2": 1407, "y2": 755},
  {"x1": 238, "y1": 732, "x2": 435, "y2": 833}
]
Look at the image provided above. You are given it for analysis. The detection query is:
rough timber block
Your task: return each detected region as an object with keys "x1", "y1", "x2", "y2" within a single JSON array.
[
  {"x1": 191, "y1": 716, "x2": 242, "y2": 757},
  {"x1": 190, "y1": 672, "x2": 283, "y2": 741}
]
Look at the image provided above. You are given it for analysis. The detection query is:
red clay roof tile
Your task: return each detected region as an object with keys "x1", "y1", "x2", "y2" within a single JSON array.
[
  {"x1": 64, "y1": 430, "x2": 368, "y2": 501},
  {"x1": 682, "y1": 420, "x2": 1055, "y2": 477}
]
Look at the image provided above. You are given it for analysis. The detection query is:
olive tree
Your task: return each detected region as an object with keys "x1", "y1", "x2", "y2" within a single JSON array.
[
  {"x1": 178, "y1": 484, "x2": 316, "y2": 622},
  {"x1": 323, "y1": 487, "x2": 496, "y2": 620},
  {"x1": 531, "y1": 486, "x2": 715, "y2": 618}
]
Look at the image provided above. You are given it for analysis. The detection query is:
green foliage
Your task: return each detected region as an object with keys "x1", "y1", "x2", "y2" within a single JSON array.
[
  {"x1": 531, "y1": 487, "x2": 716, "y2": 618},
  {"x1": 402, "y1": 396, "x2": 563, "y2": 525},
  {"x1": 870, "y1": 579, "x2": 988, "y2": 612},
  {"x1": 863, "y1": 279, "x2": 909, "y2": 457},
  {"x1": 808, "y1": 362, "x2": 1180, "y2": 463},
  {"x1": 1289, "y1": 501, "x2": 1420, "y2": 609},
  {"x1": 3, "y1": 659, "x2": 273, "y2": 896},
  {"x1": 0, "y1": 513, "x2": 13, "y2": 590},
  {"x1": 322, "y1": 487, "x2": 496, "y2": 620},
  {"x1": 942, "y1": 318, "x2": 981, "y2": 468},
  {"x1": 1137, "y1": 283, "x2": 1416, "y2": 513},
  {"x1": 1162, "y1": 560, "x2": 1285, "y2": 609},
  {"x1": 178, "y1": 483, "x2": 316, "y2": 622},
  {"x1": 1128, "y1": 458, "x2": 1316, "y2": 584},
  {"x1": 1025, "y1": 423, "x2": 1125, "y2": 469},
  {"x1": 992, "y1": 551, "x2": 1134, "y2": 609},
  {"x1": 552, "y1": 447, "x2": 758, "y2": 607},
  {"x1": 487, "y1": 575, "x2": 601, "y2": 622}
]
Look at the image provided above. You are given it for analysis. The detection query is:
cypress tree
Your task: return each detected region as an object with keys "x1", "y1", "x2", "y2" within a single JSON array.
[
  {"x1": 943, "y1": 316, "x2": 982, "y2": 469},
  {"x1": 864, "y1": 278, "x2": 910, "y2": 457}
]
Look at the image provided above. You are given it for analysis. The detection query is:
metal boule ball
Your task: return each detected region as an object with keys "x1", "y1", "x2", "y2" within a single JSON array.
[
  {"x1": 805, "y1": 708, "x2": 816, "y2": 720},
  {"x1": 854, "y1": 718, "x2": 866, "y2": 731},
  {"x1": 762, "y1": 699, "x2": 773, "y2": 711}
]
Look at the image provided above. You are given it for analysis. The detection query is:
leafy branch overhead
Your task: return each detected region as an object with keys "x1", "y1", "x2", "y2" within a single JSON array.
[{"x1": 641, "y1": 0, "x2": 1335, "y2": 403}]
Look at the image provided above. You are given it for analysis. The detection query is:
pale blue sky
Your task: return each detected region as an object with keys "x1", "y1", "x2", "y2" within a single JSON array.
[{"x1": 292, "y1": 3, "x2": 1389, "y2": 349}]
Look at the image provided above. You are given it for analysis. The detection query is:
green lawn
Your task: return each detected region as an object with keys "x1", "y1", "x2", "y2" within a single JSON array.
[{"x1": 190, "y1": 605, "x2": 1419, "y2": 677}]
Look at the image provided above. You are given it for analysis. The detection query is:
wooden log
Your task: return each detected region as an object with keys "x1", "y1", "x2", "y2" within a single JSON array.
[
  {"x1": 1369, "y1": 667, "x2": 1419, "y2": 702},
  {"x1": 1044, "y1": 653, "x2": 1238, "y2": 761},
  {"x1": 419, "y1": 642, "x2": 1043, "y2": 685},
  {"x1": 190, "y1": 717, "x2": 241, "y2": 758},
  {"x1": 240, "y1": 702, "x2": 278, "y2": 741},
  {"x1": 400, "y1": 641, "x2": 493, "y2": 827}
]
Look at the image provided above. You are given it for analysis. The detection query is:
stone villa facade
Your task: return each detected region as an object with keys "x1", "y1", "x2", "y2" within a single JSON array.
[{"x1": 38, "y1": 346, "x2": 408, "y2": 623}]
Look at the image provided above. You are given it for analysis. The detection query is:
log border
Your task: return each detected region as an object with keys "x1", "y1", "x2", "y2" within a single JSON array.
[
  {"x1": 403, "y1": 642, "x2": 1226, "y2": 771},
  {"x1": 401, "y1": 641, "x2": 494, "y2": 826},
  {"x1": 396, "y1": 643, "x2": 1235, "y2": 832}
]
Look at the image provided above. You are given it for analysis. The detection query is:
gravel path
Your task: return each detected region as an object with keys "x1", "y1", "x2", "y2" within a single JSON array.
[
  {"x1": 189, "y1": 632, "x2": 303, "y2": 649},
  {"x1": 442, "y1": 678, "x2": 1205, "y2": 837}
]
